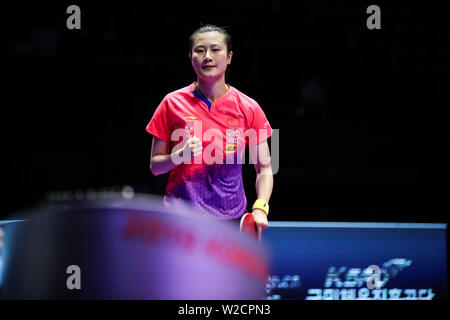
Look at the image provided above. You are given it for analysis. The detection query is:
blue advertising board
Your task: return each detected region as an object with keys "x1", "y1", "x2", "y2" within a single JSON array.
[{"x1": 262, "y1": 222, "x2": 447, "y2": 300}]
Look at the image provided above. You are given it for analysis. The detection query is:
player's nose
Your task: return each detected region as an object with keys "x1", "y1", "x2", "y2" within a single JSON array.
[{"x1": 204, "y1": 49, "x2": 213, "y2": 60}]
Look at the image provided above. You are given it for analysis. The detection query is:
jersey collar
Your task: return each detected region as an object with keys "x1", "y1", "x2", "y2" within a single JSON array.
[{"x1": 191, "y1": 82, "x2": 232, "y2": 112}]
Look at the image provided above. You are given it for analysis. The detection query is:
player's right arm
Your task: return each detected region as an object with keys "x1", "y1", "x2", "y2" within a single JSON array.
[{"x1": 150, "y1": 136, "x2": 202, "y2": 176}]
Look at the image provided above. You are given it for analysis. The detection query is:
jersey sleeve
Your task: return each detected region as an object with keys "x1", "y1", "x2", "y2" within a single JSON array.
[
  {"x1": 248, "y1": 100, "x2": 272, "y2": 145},
  {"x1": 146, "y1": 97, "x2": 172, "y2": 142}
]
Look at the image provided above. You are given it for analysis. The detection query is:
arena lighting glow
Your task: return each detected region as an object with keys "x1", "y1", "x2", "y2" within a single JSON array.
[
  {"x1": 0, "y1": 221, "x2": 25, "y2": 288},
  {"x1": 0, "y1": 228, "x2": 3, "y2": 287}
]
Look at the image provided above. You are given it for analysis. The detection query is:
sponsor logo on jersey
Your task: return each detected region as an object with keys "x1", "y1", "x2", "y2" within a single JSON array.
[
  {"x1": 185, "y1": 123, "x2": 194, "y2": 136},
  {"x1": 225, "y1": 127, "x2": 240, "y2": 153},
  {"x1": 225, "y1": 144, "x2": 238, "y2": 154},
  {"x1": 226, "y1": 128, "x2": 240, "y2": 138},
  {"x1": 226, "y1": 117, "x2": 240, "y2": 128},
  {"x1": 183, "y1": 116, "x2": 197, "y2": 136}
]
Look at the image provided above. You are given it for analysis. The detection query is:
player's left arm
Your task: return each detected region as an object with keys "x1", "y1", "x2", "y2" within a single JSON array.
[{"x1": 249, "y1": 139, "x2": 273, "y2": 238}]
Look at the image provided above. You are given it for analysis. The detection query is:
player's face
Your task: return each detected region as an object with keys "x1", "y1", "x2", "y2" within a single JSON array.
[{"x1": 190, "y1": 31, "x2": 232, "y2": 81}]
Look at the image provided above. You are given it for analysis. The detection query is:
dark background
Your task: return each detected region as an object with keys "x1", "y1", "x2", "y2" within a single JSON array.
[{"x1": 2, "y1": 1, "x2": 448, "y2": 222}]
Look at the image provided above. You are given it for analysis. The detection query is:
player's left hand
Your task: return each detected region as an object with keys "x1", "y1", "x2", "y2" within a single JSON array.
[{"x1": 252, "y1": 209, "x2": 269, "y2": 243}]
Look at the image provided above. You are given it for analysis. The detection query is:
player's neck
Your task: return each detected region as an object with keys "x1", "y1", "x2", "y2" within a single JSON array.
[{"x1": 195, "y1": 78, "x2": 229, "y2": 103}]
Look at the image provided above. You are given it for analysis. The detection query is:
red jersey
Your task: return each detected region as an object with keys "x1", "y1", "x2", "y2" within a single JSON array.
[{"x1": 146, "y1": 82, "x2": 272, "y2": 219}]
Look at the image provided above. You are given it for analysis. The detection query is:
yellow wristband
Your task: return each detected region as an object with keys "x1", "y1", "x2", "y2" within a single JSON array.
[{"x1": 252, "y1": 199, "x2": 269, "y2": 215}]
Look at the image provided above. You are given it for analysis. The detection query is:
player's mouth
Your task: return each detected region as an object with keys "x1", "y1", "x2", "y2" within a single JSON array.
[{"x1": 202, "y1": 65, "x2": 216, "y2": 70}]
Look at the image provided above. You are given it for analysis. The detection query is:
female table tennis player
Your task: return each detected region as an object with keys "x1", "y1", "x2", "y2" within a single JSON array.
[{"x1": 146, "y1": 25, "x2": 273, "y2": 239}]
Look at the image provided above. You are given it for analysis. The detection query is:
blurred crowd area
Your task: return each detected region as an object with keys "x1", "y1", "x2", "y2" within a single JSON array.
[{"x1": 2, "y1": 1, "x2": 448, "y2": 222}]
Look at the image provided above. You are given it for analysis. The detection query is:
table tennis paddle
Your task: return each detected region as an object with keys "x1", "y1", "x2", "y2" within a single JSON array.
[{"x1": 240, "y1": 212, "x2": 259, "y2": 240}]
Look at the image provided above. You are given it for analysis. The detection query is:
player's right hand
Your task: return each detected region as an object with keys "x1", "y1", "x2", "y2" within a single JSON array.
[{"x1": 183, "y1": 136, "x2": 203, "y2": 159}]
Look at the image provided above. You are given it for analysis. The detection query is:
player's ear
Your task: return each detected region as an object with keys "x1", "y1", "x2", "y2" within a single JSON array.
[{"x1": 227, "y1": 51, "x2": 233, "y2": 64}]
